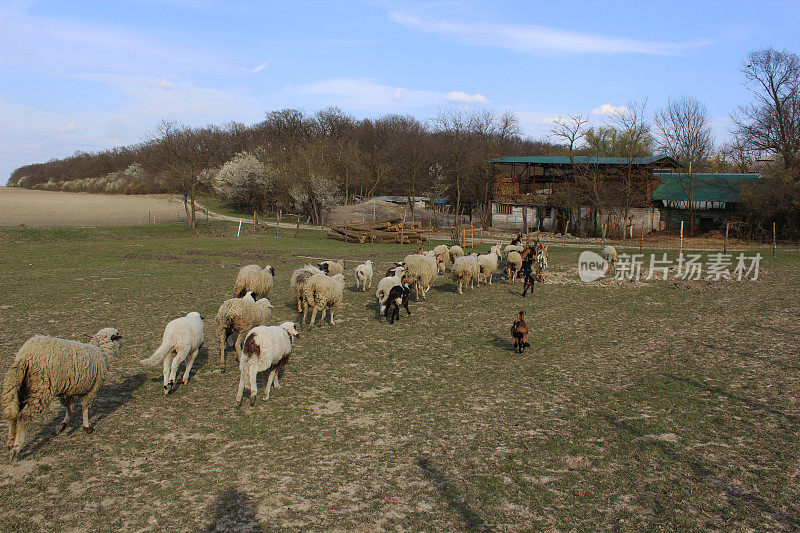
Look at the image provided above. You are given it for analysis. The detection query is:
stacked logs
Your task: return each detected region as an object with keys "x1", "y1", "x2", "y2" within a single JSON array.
[{"x1": 328, "y1": 218, "x2": 427, "y2": 244}]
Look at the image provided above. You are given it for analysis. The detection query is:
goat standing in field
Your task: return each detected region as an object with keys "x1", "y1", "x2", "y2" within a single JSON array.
[{"x1": 510, "y1": 311, "x2": 530, "y2": 353}]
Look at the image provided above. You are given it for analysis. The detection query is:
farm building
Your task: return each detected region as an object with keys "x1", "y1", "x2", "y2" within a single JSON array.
[
  {"x1": 489, "y1": 155, "x2": 678, "y2": 233},
  {"x1": 651, "y1": 173, "x2": 764, "y2": 231}
]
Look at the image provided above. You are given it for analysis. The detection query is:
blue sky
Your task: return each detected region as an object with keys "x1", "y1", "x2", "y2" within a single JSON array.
[{"x1": 1, "y1": 0, "x2": 799, "y2": 185}]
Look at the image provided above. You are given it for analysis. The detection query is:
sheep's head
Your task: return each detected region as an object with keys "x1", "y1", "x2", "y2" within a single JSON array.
[
  {"x1": 365, "y1": 260, "x2": 373, "y2": 267},
  {"x1": 280, "y1": 321, "x2": 299, "y2": 343},
  {"x1": 243, "y1": 291, "x2": 255, "y2": 301},
  {"x1": 93, "y1": 328, "x2": 123, "y2": 350},
  {"x1": 257, "y1": 298, "x2": 274, "y2": 312},
  {"x1": 266, "y1": 265, "x2": 275, "y2": 276},
  {"x1": 318, "y1": 262, "x2": 329, "y2": 273},
  {"x1": 332, "y1": 273, "x2": 345, "y2": 286}
]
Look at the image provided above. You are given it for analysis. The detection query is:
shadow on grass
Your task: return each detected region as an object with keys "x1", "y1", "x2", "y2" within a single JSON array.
[
  {"x1": 22, "y1": 373, "x2": 147, "y2": 459},
  {"x1": 488, "y1": 333, "x2": 515, "y2": 353},
  {"x1": 203, "y1": 487, "x2": 264, "y2": 533},
  {"x1": 602, "y1": 414, "x2": 800, "y2": 530},
  {"x1": 701, "y1": 342, "x2": 800, "y2": 372},
  {"x1": 417, "y1": 455, "x2": 494, "y2": 533},
  {"x1": 663, "y1": 373, "x2": 799, "y2": 424}
]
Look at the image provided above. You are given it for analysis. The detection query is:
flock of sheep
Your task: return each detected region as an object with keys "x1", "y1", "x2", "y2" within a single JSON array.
[{"x1": 2, "y1": 237, "x2": 552, "y2": 460}]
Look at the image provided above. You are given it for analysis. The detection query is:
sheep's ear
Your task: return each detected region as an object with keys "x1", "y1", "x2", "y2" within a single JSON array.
[{"x1": 111, "y1": 333, "x2": 121, "y2": 341}]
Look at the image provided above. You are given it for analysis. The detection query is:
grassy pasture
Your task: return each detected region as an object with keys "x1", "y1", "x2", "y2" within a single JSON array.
[{"x1": 0, "y1": 223, "x2": 798, "y2": 531}]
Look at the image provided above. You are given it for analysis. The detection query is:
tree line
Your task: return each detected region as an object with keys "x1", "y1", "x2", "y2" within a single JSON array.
[{"x1": 8, "y1": 47, "x2": 800, "y2": 238}]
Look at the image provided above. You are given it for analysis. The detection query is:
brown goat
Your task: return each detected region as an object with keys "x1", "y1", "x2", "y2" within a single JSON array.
[{"x1": 510, "y1": 311, "x2": 530, "y2": 353}]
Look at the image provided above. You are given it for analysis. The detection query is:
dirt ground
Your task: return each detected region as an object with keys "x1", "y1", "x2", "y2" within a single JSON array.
[{"x1": 0, "y1": 188, "x2": 188, "y2": 226}]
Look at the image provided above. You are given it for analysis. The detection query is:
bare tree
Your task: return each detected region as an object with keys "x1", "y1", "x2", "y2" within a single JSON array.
[
  {"x1": 550, "y1": 114, "x2": 589, "y2": 158},
  {"x1": 655, "y1": 96, "x2": 714, "y2": 236},
  {"x1": 732, "y1": 47, "x2": 800, "y2": 174}
]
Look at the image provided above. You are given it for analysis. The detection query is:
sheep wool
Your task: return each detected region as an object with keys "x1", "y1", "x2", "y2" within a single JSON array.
[
  {"x1": 402, "y1": 254, "x2": 437, "y2": 301},
  {"x1": 477, "y1": 244, "x2": 503, "y2": 285},
  {"x1": 214, "y1": 293, "x2": 274, "y2": 372},
  {"x1": 290, "y1": 264, "x2": 323, "y2": 312},
  {"x1": 233, "y1": 264, "x2": 274, "y2": 300},
  {"x1": 449, "y1": 245, "x2": 465, "y2": 264},
  {"x1": 302, "y1": 273, "x2": 345, "y2": 327},
  {"x1": 318, "y1": 260, "x2": 345, "y2": 277},
  {"x1": 503, "y1": 244, "x2": 524, "y2": 259},
  {"x1": 354, "y1": 260, "x2": 374, "y2": 292},
  {"x1": 376, "y1": 275, "x2": 402, "y2": 314},
  {"x1": 140, "y1": 312, "x2": 204, "y2": 394},
  {"x1": 2, "y1": 328, "x2": 122, "y2": 459},
  {"x1": 237, "y1": 322, "x2": 299, "y2": 407},
  {"x1": 506, "y1": 250, "x2": 523, "y2": 283},
  {"x1": 601, "y1": 245, "x2": 618, "y2": 272},
  {"x1": 433, "y1": 244, "x2": 451, "y2": 269},
  {"x1": 451, "y1": 254, "x2": 480, "y2": 294}
]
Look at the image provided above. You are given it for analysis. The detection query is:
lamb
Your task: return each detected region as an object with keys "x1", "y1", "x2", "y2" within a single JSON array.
[
  {"x1": 233, "y1": 264, "x2": 274, "y2": 299},
  {"x1": 385, "y1": 264, "x2": 405, "y2": 278},
  {"x1": 140, "y1": 312, "x2": 204, "y2": 394},
  {"x1": 214, "y1": 293, "x2": 274, "y2": 372},
  {"x1": 506, "y1": 250, "x2": 523, "y2": 283},
  {"x1": 354, "y1": 260, "x2": 374, "y2": 291},
  {"x1": 290, "y1": 264, "x2": 323, "y2": 313},
  {"x1": 237, "y1": 322, "x2": 299, "y2": 407},
  {"x1": 449, "y1": 245, "x2": 465, "y2": 263},
  {"x1": 602, "y1": 245, "x2": 618, "y2": 273},
  {"x1": 383, "y1": 280, "x2": 412, "y2": 324},
  {"x1": 477, "y1": 244, "x2": 503, "y2": 285},
  {"x1": 510, "y1": 310, "x2": 530, "y2": 353},
  {"x1": 302, "y1": 273, "x2": 345, "y2": 328},
  {"x1": 318, "y1": 259, "x2": 345, "y2": 277},
  {"x1": 451, "y1": 254, "x2": 480, "y2": 294},
  {"x1": 403, "y1": 254, "x2": 437, "y2": 301},
  {"x1": 376, "y1": 274, "x2": 402, "y2": 315},
  {"x1": 2, "y1": 328, "x2": 122, "y2": 459},
  {"x1": 422, "y1": 250, "x2": 446, "y2": 275},
  {"x1": 503, "y1": 244, "x2": 524, "y2": 259}
]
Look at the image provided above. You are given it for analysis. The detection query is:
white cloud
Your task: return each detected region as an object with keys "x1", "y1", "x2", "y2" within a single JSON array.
[
  {"x1": 58, "y1": 122, "x2": 78, "y2": 132},
  {"x1": 294, "y1": 77, "x2": 443, "y2": 111},
  {"x1": 445, "y1": 91, "x2": 488, "y2": 103},
  {"x1": 391, "y1": 12, "x2": 713, "y2": 56},
  {"x1": 249, "y1": 61, "x2": 270, "y2": 74},
  {"x1": 591, "y1": 103, "x2": 629, "y2": 116},
  {"x1": 156, "y1": 79, "x2": 177, "y2": 89}
]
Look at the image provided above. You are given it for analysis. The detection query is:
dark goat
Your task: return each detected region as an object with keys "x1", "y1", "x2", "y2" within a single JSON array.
[{"x1": 510, "y1": 310, "x2": 530, "y2": 353}]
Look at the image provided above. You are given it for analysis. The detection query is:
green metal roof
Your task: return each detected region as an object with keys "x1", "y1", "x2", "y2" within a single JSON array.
[
  {"x1": 651, "y1": 173, "x2": 763, "y2": 203},
  {"x1": 489, "y1": 155, "x2": 678, "y2": 166}
]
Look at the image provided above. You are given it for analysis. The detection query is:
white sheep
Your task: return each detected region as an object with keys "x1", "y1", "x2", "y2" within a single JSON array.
[
  {"x1": 233, "y1": 264, "x2": 274, "y2": 299},
  {"x1": 422, "y1": 250, "x2": 446, "y2": 275},
  {"x1": 290, "y1": 264, "x2": 323, "y2": 312},
  {"x1": 451, "y1": 254, "x2": 480, "y2": 294},
  {"x1": 403, "y1": 254, "x2": 437, "y2": 301},
  {"x1": 302, "y1": 273, "x2": 345, "y2": 328},
  {"x1": 214, "y1": 293, "x2": 273, "y2": 372},
  {"x1": 2, "y1": 328, "x2": 122, "y2": 459},
  {"x1": 354, "y1": 260, "x2": 374, "y2": 291},
  {"x1": 503, "y1": 244, "x2": 524, "y2": 259},
  {"x1": 477, "y1": 243, "x2": 503, "y2": 285},
  {"x1": 506, "y1": 250, "x2": 523, "y2": 283},
  {"x1": 449, "y1": 245, "x2": 465, "y2": 264},
  {"x1": 375, "y1": 274, "x2": 402, "y2": 314},
  {"x1": 236, "y1": 322, "x2": 299, "y2": 407},
  {"x1": 140, "y1": 312, "x2": 204, "y2": 394},
  {"x1": 318, "y1": 259, "x2": 345, "y2": 277},
  {"x1": 602, "y1": 245, "x2": 618, "y2": 273},
  {"x1": 433, "y1": 244, "x2": 451, "y2": 270}
]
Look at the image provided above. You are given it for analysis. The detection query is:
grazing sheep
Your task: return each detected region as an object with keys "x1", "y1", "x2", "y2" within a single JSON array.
[
  {"x1": 383, "y1": 280, "x2": 412, "y2": 324},
  {"x1": 140, "y1": 312, "x2": 204, "y2": 394},
  {"x1": 302, "y1": 273, "x2": 345, "y2": 328},
  {"x1": 354, "y1": 260, "x2": 374, "y2": 291},
  {"x1": 451, "y1": 254, "x2": 480, "y2": 294},
  {"x1": 2, "y1": 328, "x2": 122, "y2": 459},
  {"x1": 477, "y1": 244, "x2": 503, "y2": 285},
  {"x1": 290, "y1": 264, "x2": 323, "y2": 312},
  {"x1": 233, "y1": 264, "x2": 274, "y2": 299},
  {"x1": 510, "y1": 310, "x2": 530, "y2": 353},
  {"x1": 602, "y1": 245, "x2": 618, "y2": 273},
  {"x1": 214, "y1": 293, "x2": 274, "y2": 372},
  {"x1": 403, "y1": 254, "x2": 437, "y2": 301},
  {"x1": 237, "y1": 322, "x2": 299, "y2": 407},
  {"x1": 506, "y1": 250, "x2": 523, "y2": 282},
  {"x1": 318, "y1": 259, "x2": 345, "y2": 277},
  {"x1": 449, "y1": 245, "x2": 465, "y2": 264}
]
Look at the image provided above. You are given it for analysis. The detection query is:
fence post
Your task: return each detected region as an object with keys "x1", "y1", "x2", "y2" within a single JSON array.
[
  {"x1": 679, "y1": 220, "x2": 684, "y2": 255},
  {"x1": 563, "y1": 218, "x2": 570, "y2": 250},
  {"x1": 639, "y1": 223, "x2": 643, "y2": 252},
  {"x1": 276, "y1": 211, "x2": 280, "y2": 238},
  {"x1": 295, "y1": 214, "x2": 300, "y2": 239},
  {"x1": 237, "y1": 220, "x2": 242, "y2": 237},
  {"x1": 724, "y1": 223, "x2": 728, "y2": 254},
  {"x1": 773, "y1": 222, "x2": 776, "y2": 257}
]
